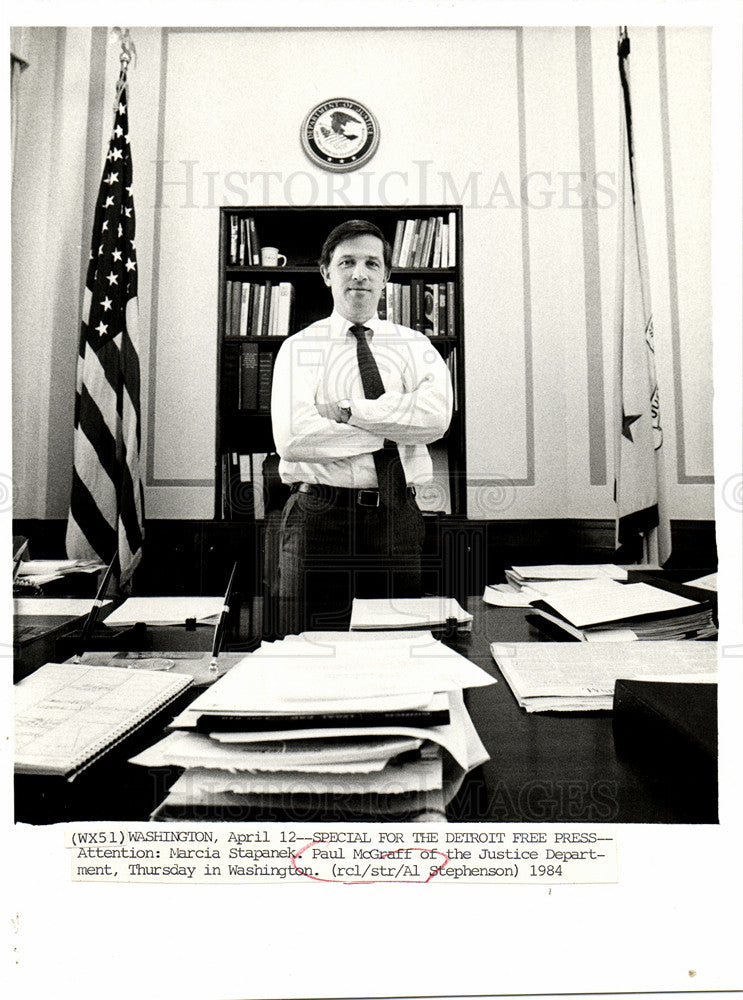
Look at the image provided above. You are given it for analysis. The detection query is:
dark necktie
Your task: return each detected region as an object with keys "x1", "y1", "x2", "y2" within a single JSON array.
[{"x1": 349, "y1": 323, "x2": 408, "y2": 508}]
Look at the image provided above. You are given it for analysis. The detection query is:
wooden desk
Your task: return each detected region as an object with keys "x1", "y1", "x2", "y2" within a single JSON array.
[{"x1": 14, "y1": 598, "x2": 717, "y2": 825}]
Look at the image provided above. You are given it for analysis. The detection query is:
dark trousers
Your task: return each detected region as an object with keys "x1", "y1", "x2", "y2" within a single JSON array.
[{"x1": 277, "y1": 486, "x2": 425, "y2": 635}]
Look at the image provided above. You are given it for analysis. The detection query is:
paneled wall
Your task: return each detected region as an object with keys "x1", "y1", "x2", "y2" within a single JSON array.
[{"x1": 11, "y1": 26, "x2": 714, "y2": 524}]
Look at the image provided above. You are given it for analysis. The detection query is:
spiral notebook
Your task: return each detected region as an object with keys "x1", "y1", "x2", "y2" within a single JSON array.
[{"x1": 14, "y1": 662, "x2": 193, "y2": 780}]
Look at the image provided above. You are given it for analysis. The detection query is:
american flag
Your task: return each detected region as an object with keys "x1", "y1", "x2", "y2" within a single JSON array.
[
  {"x1": 66, "y1": 67, "x2": 144, "y2": 586},
  {"x1": 613, "y1": 30, "x2": 672, "y2": 565}
]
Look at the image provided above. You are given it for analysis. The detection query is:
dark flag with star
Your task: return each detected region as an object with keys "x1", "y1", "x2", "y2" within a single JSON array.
[
  {"x1": 66, "y1": 66, "x2": 144, "y2": 586},
  {"x1": 613, "y1": 30, "x2": 671, "y2": 565}
]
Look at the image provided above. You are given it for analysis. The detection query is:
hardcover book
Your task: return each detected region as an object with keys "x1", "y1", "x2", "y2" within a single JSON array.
[
  {"x1": 257, "y1": 351, "x2": 274, "y2": 412},
  {"x1": 239, "y1": 342, "x2": 259, "y2": 410}
]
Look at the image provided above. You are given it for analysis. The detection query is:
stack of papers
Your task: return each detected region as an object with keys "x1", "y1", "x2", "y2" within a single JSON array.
[
  {"x1": 103, "y1": 596, "x2": 225, "y2": 626},
  {"x1": 14, "y1": 597, "x2": 105, "y2": 618},
  {"x1": 490, "y1": 641, "x2": 717, "y2": 712},
  {"x1": 131, "y1": 631, "x2": 494, "y2": 821},
  {"x1": 484, "y1": 564, "x2": 628, "y2": 608},
  {"x1": 507, "y1": 564, "x2": 629, "y2": 585},
  {"x1": 15, "y1": 558, "x2": 106, "y2": 588},
  {"x1": 350, "y1": 597, "x2": 472, "y2": 631},
  {"x1": 484, "y1": 567, "x2": 716, "y2": 642},
  {"x1": 528, "y1": 580, "x2": 716, "y2": 641}
]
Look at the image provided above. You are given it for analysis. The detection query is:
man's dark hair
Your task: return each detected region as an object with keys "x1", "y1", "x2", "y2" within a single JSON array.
[{"x1": 319, "y1": 219, "x2": 392, "y2": 273}]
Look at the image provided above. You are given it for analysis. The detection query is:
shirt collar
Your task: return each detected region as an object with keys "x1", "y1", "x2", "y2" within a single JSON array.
[{"x1": 330, "y1": 309, "x2": 382, "y2": 340}]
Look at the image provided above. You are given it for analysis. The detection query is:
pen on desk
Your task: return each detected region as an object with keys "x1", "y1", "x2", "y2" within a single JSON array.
[
  {"x1": 210, "y1": 561, "x2": 238, "y2": 672},
  {"x1": 73, "y1": 554, "x2": 118, "y2": 663}
]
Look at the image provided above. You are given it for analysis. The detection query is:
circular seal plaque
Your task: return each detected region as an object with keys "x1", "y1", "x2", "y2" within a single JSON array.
[{"x1": 300, "y1": 98, "x2": 380, "y2": 172}]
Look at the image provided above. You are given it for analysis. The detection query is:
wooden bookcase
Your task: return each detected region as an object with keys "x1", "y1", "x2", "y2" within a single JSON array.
[{"x1": 215, "y1": 205, "x2": 466, "y2": 520}]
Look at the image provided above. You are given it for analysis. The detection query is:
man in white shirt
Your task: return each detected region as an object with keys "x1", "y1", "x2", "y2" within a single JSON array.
[{"x1": 271, "y1": 219, "x2": 453, "y2": 633}]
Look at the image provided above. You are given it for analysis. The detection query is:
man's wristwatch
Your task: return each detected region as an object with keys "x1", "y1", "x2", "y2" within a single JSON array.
[{"x1": 337, "y1": 399, "x2": 352, "y2": 423}]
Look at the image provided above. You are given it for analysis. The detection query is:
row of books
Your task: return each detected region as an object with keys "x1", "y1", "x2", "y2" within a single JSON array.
[
  {"x1": 226, "y1": 343, "x2": 454, "y2": 416},
  {"x1": 218, "y1": 342, "x2": 274, "y2": 412},
  {"x1": 228, "y1": 214, "x2": 261, "y2": 266},
  {"x1": 391, "y1": 213, "x2": 457, "y2": 269},
  {"x1": 226, "y1": 212, "x2": 458, "y2": 271},
  {"x1": 224, "y1": 280, "x2": 295, "y2": 339},
  {"x1": 220, "y1": 451, "x2": 269, "y2": 520},
  {"x1": 379, "y1": 280, "x2": 456, "y2": 337}
]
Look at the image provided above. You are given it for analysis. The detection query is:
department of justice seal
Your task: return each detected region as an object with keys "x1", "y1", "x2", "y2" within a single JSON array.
[{"x1": 300, "y1": 98, "x2": 380, "y2": 172}]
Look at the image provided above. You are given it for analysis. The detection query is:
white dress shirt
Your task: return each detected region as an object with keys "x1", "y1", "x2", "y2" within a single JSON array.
[{"x1": 271, "y1": 310, "x2": 453, "y2": 488}]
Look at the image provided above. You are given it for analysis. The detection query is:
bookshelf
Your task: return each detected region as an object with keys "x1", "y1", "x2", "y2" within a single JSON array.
[{"x1": 215, "y1": 205, "x2": 466, "y2": 521}]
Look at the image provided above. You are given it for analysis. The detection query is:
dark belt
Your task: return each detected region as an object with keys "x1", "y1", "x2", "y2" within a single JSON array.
[{"x1": 291, "y1": 482, "x2": 416, "y2": 508}]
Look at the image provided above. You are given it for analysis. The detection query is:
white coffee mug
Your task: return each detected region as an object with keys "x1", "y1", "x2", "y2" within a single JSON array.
[{"x1": 261, "y1": 246, "x2": 287, "y2": 267}]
